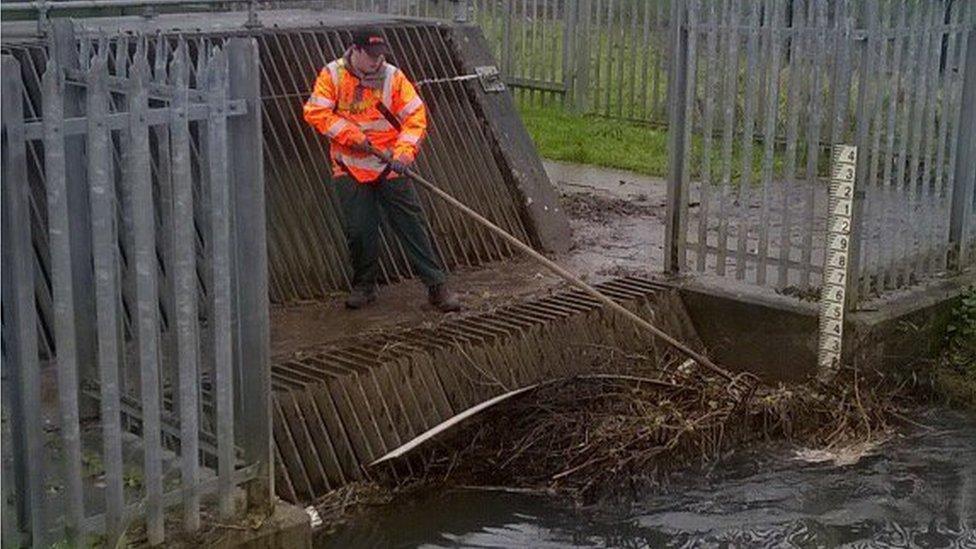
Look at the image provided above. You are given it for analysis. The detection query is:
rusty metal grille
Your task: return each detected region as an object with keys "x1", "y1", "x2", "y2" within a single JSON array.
[
  {"x1": 269, "y1": 276, "x2": 690, "y2": 502},
  {"x1": 253, "y1": 23, "x2": 534, "y2": 303}
]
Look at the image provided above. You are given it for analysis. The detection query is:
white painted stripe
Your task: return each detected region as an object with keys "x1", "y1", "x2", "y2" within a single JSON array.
[
  {"x1": 359, "y1": 119, "x2": 394, "y2": 131},
  {"x1": 324, "y1": 118, "x2": 349, "y2": 138},
  {"x1": 381, "y1": 63, "x2": 397, "y2": 108},
  {"x1": 398, "y1": 133, "x2": 421, "y2": 145},
  {"x1": 397, "y1": 96, "x2": 423, "y2": 119},
  {"x1": 306, "y1": 94, "x2": 334, "y2": 109},
  {"x1": 327, "y1": 61, "x2": 341, "y2": 89},
  {"x1": 337, "y1": 152, "x2": 387, "y2": 172}
]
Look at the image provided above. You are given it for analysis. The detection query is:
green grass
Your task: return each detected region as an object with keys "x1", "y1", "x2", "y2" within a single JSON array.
[
  {"x1": 518, "y1": 104, "x2": 671, "y2": 177},
  {"x1": 518, "y1": 103, "x2": 801, "y2": 182}
]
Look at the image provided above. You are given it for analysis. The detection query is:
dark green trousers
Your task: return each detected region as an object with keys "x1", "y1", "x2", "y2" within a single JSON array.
[{"x1": 335, "y1": 175, "x2": 446, "y2": 290}]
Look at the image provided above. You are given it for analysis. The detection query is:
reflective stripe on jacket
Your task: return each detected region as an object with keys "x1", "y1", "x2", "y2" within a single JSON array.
[{"x1": 303, "y1": 58, "x2": 427, "y2": 183}]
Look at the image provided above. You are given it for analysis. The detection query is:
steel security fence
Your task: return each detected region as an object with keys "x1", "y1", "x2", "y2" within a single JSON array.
[
  {"x1": 665, "y1": 0, "x2": 976, "y2": 306},
  {"x1": 1, "y1": 31, "x2": 271, "y2": 546},
  {"x1": 298, "y1": 0, "x2": 676, "y2": 123}
]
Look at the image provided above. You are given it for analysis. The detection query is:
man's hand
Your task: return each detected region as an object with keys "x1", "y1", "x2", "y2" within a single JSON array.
[
  {"x1": 388, "y1": 152, "x2": 413, "y2": 175},
  {"x1": 350, "y1": 134, "x2": 373, "y2": 154}
]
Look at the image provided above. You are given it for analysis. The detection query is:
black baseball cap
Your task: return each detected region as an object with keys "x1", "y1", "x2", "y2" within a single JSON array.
[{"x1": 351, "y1": 27, "x2": 392, "y2": 57}]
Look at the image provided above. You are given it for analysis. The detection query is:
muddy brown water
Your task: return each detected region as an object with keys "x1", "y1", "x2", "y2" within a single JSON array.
[{"x1": 315, "y1": 407, "x2": 976, "y2": 548}]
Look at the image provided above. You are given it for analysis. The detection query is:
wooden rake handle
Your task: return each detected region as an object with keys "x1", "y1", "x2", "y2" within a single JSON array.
[{"x1": 367, "y1": 146, "x2": 735, "y2": 383}]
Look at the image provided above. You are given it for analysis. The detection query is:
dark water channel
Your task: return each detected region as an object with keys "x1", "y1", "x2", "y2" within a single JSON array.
[{"x1": 317, "y1": 408, "x2": 976, "y2": 548}]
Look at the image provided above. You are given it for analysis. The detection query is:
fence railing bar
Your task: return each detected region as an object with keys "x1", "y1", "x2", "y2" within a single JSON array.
[
  {"x1": 879, "y1": 1, "x2": 908, "y2": 290},
  {"x1": 151, "y1": 33, "x2": 180, "y2": 425},
  {"x1": 604, "y1": 0, "x2": 615, "y2": 115},
  {"x1": 86, "y1": 42, "x2": 127, "y2": 543},
  {"x1": 21, "y1": 100, "x2": 247, "y2": 139},
  {"x1": 902, "y1": 2, "x2": 938, "y2": 287},
  {"x1": 678, "y1": 0, "x2": 697, "y2": 270},
  {"x1": 530, "y1": 0, "x2": 539, "y2": 106},
  {"x1": 169, "y1": 38, "x2": 202, "y2": 532},
  {"x1": 665, "y1": 0, "x2": 687, "y2": 272},
  {"x1": 41, "y1": 53, "x2": 88, "y2": 544},
  {"x1": 205, "y1": 45, "x2": 237, "y2": 519},
  {"x1": 862, "y1": 0, "x2": 892, "y2": 296},
  {"x1": 73, "y1": 463, "x2": 260, "y2": 534},
  {"x1": 638, "y1": 0, "x2": 651, "y2": 120},
  {"x1": 65, "y1": 65, "x2": 218, "y2": 102},
  {"x1": 734, "y1": 0, "x2": 761, "y2": 281},
  {"x1": 892, "y1": 1, "x2": 924, "y2": 288},
  {"x1": 226, "y1": 36, "x2": 273, "y2": 510},
  {"x1": 652, "y1": 0, "x2": 664, "y2": 117},
  {"x1": 756, "y1": 0, "x2": 783, "y2": 286},
  {"x1": 917, "y1": 8, "x2": 945, "y2": 279},
  {"x1": 590, "y1": 0, "x2": 601, "y2": 112},
  {"x1": 562, "y1": 0, "x2": 576, "y2": 110},
  {"x1": 715, "y1": 0, "x2": 739, "y2": 278},
  {"x1": 826, "y1": 0, "x2": 853, "y2": 274},
  {"x1": 122, "y1": 39, "x2": 167, "y2": 545},
  {"x1": 776, "y1": 0, "x2": 806, "y2": 288},
  {"x1": 929, "y1": 4, "x2": 961, "y2": 275},
  {"x1": 614, "y1": 0, "x2": 625, "y2": 118},
  {"x1": 79, "y1": 381, "x2": 229, "y2": 454},
  {"x1": 685, "y1": 242, "x2": 824, "y2": 274},
  {"x1": 949, "y1": 20, "x2": 975, "y2": 270},
  {"x1": 2, "y1": 54, "x2": 49, "y2": 547},
  {"x1": 695, "y1": 0, "x2": 718, "y2": 273},
  {"x1": 626, "y1": 0, "x2": 638, "y2": 119},
  {"x1": 847, "y1": 0, "x2": 879, "y2": 307},
  {"x1": 799, "y1": 0, "x2": 827, "y2": 289}
]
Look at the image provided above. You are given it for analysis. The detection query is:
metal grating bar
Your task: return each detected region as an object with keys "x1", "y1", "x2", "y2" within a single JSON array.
[{"x1": 269, "y1": 276, "x2": 689, "y2": 502}]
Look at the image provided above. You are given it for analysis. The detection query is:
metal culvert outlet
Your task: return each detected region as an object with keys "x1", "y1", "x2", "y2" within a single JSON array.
[{"x1": 270, "y1": 276, "x2": 700, "y2": 502}]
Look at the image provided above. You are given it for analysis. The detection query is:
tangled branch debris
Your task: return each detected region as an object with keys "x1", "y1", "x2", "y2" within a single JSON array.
[{"x1": 396, "y1": 352, "x2": 908, "y2": 503}]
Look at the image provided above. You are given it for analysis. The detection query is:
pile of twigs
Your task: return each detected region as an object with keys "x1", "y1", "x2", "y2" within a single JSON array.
[{"x1": 407, "y1": 353, "x2": 905, "y2": 503}]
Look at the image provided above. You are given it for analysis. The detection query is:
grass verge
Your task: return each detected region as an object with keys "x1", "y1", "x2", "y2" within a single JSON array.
[
  {"x1": 518, "y1": 104, "x2": 671, "y2": 177},
  {"x1": 518, "y1": 104, "x2": 803, "y2": 182}
]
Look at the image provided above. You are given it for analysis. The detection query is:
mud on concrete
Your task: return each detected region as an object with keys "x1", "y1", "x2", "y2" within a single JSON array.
[{"x1": 270, "y1": 160, "x2": 669, "y2": 359}]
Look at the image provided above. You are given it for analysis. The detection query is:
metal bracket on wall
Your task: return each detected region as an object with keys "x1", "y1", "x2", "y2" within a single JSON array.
[
  {"x1": 476, "y1": 66, "x2": 505, "y2": 92},
  {"x1": 413, "y1": 66, "x2": 505, "y2": 93}
]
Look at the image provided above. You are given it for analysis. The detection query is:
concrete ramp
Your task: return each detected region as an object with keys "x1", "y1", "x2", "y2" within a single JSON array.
[{"x1": 270, "y1": 276, "x2": 702, "y2": 503}]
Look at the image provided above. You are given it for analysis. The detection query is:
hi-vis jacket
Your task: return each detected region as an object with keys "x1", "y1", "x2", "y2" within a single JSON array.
[{"x1": 303, "y1": 57, "x2": 427, "y2": 183}]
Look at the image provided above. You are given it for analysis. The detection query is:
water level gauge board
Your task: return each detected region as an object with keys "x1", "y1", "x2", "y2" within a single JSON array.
[{"x1": 818, "y1": 145, "x2": 857, "y2": 378}]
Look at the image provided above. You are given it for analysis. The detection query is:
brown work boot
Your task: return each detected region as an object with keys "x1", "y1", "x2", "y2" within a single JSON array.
[
  {"x1": 345, "y1": 286, "x2": 377, "y2": 309},
  {"x1": 428, "y1": 283, "x2": 461, "y2": 312}
]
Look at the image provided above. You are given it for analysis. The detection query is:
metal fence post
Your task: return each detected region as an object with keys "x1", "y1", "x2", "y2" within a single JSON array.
[
  {"x1": 226, "y1": 37, "x2": 273, "y2": 511},
  {"x1": 502, "y1": 0, "x2": 516, "y2": 79},
  {"x1": 573, "y1": 0, "x2": 591, "y2": 113},
  {"x1": 2, "y1": 54, "x2": 48, "y2": 547},
  {"x1": 52, "y1": 20, "x2": 99, "y2": 407},
  {"x1": 846, "y1": 0, "x2": 877, "y2": 308},
  {"x1": 949, "y1": 28, "x2": 976, "y2": 271},
  {"x1": 563, "y1": 0, "x2": 578, "y2": 109},
  {"x1": 664, "y1": 0, "x2": 688, "y2": 273}
]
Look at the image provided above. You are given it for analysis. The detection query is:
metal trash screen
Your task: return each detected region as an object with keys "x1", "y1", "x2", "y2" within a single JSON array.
[{"x1": 252, "y1": 23, "x2": 535, "y2": 303}]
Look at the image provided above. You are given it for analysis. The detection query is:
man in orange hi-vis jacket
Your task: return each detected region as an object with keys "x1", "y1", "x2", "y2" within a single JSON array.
[{"x1": 304, "y1": 27, "x2": 460, "y2": 312}]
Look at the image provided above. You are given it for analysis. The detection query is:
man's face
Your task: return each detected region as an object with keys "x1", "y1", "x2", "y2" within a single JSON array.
[{"x1": 351, "y1": 46, "x2": 384, "y2": 75}]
